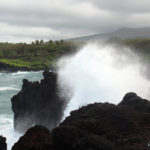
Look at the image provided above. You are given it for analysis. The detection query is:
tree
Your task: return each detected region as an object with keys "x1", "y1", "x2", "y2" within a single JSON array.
[{"x1": 35, "y1": 40, "x2": 39, "y2": 45}]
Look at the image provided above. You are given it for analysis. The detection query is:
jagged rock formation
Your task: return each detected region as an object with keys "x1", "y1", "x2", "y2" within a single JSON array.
[
  {"x1": 11, "y1": 70, "x2": 68, "y2": 133},
  {"x1": 12, "y1": 92, "x2": 150, "y2": 150},
  {"x1": 0, "y1": 136, "x2": 7, "y2": 150}
]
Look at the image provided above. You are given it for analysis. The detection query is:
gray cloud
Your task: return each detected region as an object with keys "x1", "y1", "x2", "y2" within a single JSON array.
[
  {"x1": 79, "y1": 0, "x2": 150, "y2": 13},
  {"x1": 0, "y1": 0, "x2": 150, "y2": 42}
]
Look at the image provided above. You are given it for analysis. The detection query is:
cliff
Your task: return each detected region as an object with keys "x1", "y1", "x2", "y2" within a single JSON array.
[
  {"x1": 11, "y1": 70, "x2": 68, "y2": 133},
  {"x1": 12, "y1": 92, "x2": 150, "y2": 150}
]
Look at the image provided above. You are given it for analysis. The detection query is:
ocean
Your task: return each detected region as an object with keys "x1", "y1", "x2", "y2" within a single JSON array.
[{"x1": 0, "y1": 71, "x2": 43, "y2": 150}]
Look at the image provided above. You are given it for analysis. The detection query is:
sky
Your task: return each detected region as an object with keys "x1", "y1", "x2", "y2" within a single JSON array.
[{"x1": 0, "y1": 0, "x2": 150, "y2": 43}]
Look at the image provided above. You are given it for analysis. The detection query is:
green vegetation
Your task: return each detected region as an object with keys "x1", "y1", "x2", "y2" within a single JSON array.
[
  {"x1": 123, "y1": 38, "x2": 150, "y2": 62},
  {"x1": 1, "y1": 38, "x2": 150, "y2": 70},
  {"x1": 107, "y1": 37, "x2": 150, "y2": 62},
  {"x1": 124, "y1": 38, "x2": 150, "y2": 53},
  {"x1": 0, "y1": 40, "x2": 79, "y2": 70}
]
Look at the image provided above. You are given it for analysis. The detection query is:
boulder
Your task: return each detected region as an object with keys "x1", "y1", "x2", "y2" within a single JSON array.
[
  {"x1": 119, "y1": 92, "x2": 150, "y2": 113},
  {"x1": 12, "y1": 125, "x2": 53, "y2": 150}
]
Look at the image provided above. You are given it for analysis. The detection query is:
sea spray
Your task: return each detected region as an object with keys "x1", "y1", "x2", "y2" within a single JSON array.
[
  {"x1": 0, "y1": 121, "x2": 21, "y2": 150},
  {"x1": 57, "y1": 43, "x2": 150, "y2": 116},
  {"x1": 1, "y1": 44, "x2": 150, "y2": 149}
]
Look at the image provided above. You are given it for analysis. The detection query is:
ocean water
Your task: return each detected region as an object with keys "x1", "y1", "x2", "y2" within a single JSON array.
[{"x1": 0, "y1": 71, "x2": 43, "y2": 150}]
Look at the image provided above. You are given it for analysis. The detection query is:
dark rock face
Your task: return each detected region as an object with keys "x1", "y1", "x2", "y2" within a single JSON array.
[
  {"x1": 12, "y1": 125, "x2": 52, "y2": 150},
  {"x1": 52, "y1": 125, "x2": 81, "y2": 150},
  {"x1": 11, "y1": 70, "x2": 68, "y2": 133},
  {"x1": 0, "y1": 136, "x2": 7, "y2": 150},
  {"x1": 119, "y1": 92, "x2": 150, "y2": 113},
  {"x1": 12, "y1": 92, "x2": 150, "y2": 150}
]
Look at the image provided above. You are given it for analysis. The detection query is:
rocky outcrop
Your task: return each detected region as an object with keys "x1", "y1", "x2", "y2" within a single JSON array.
[
  {"x1": 12, "y1": 126, "x2": 52, "y2": 150},
  {"x1": 118, "y1": 92, "x2": 150, "y2": 113},
  {"x1": 12, "y1": 92, "x2": 150, "y2": 150},
  {"x1": 11, "y1": 70, "x2": 68, "y2": 133},
  {"x1": 0, "y1": 136, "x2": 7, "y2": 150}
]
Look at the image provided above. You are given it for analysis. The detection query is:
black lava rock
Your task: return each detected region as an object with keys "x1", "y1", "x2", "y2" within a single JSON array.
[{"x1": 11, "y1": 70, "x2": 68, "y2": 133}]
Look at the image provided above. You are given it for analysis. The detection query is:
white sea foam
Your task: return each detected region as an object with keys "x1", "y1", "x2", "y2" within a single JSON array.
[
  {"x1": 0, "y1": 71, "x2": 43, "y2": 150},
  {"x1": 0, "y1": 124, "x2": 21, "y2": 150},
  {"x1": 11, "y1": 71, "x2": 31, "y2": 75},
  {"x1": 57, "y1": 44, "x2": 150, "y2": 116},
  {"x1": 11, "y1": 71, "x2": 43, "y2": 76},
  {"x1": 0, "y1": 87, "x2": 19, "y2": 91},
  {"x1": 0, "y1": 115, "x2": 21, "y2": 150}
]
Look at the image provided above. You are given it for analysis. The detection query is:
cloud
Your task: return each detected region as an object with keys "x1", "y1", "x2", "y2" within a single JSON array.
[
  {"x1": 79, "y1": 0, "x2": 150, "y2": 13},
  {"x1": 0, "y1": 0, "x2": 150, "y2": 42}
]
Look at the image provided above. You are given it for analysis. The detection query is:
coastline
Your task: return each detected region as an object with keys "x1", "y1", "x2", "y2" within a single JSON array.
[{"x1": 0, "y1": 62, "x2": 51, "y2": 73}]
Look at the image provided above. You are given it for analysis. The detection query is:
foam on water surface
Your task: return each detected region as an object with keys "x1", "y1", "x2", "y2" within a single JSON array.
[{"x1": 0, "y1": 71, "x2": 43, "y2": 150}]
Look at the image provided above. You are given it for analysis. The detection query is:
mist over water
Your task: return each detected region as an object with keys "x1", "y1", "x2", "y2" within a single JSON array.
[{"x1": 57, "y1": 43, "x2": 150, "y2": 116}]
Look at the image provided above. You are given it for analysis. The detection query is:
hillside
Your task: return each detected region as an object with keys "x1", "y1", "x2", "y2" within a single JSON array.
[
  {"x1": 0, "y1": 40, "x2": 79, "y2": 71},
  {"x1": 0, "y1": 37, "x2": 150, "y2": 71},
  {"x1": 67, "y1": 27, "x2": 150, "y2": 42}
]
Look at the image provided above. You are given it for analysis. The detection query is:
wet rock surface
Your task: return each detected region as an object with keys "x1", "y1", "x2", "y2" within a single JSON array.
[
  {"x1": 12, "y1": 92, "x2": 150, "y2": 150},
  {"x1": 11, "y1": 70, "x2": 67, "y2": 133}
]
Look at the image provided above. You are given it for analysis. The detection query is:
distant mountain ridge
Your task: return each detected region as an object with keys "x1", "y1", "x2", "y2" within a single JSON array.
[{"x1": 67, "y1": 27, "x2": 150, "y2": 42}]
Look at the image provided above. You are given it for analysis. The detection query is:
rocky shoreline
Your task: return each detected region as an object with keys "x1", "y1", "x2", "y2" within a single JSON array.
[
  {"x1": 0, "y1": 62, "x2": 48, "y2": 73},
  {"x1": 10, "y1": 92, "x2": 150, "y2": 150},
  {"x1": 11, "y1": 70, "x2": 68, "y2": 133},
  {"x1": 1, "y1": 70, "x2": 150, "y2": 150}
]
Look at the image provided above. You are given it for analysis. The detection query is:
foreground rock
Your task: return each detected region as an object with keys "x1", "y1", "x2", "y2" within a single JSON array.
[
  {"x1": 11, "y1": 70, "x2": 68, "y2": 133},
  {"x1": 12, "y1": 126, "x2": 52, "y2": 150},
  {"x1": 12, "y1": 92, "x2": 150, "y2": 150},
  {"x1": 0, "y1": 136, "x2": 7, "y2": 150}
]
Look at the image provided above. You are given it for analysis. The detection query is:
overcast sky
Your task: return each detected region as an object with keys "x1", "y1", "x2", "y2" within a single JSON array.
[{"x1": 0, "y1": 0, "x2": 150, "y2": 43}]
